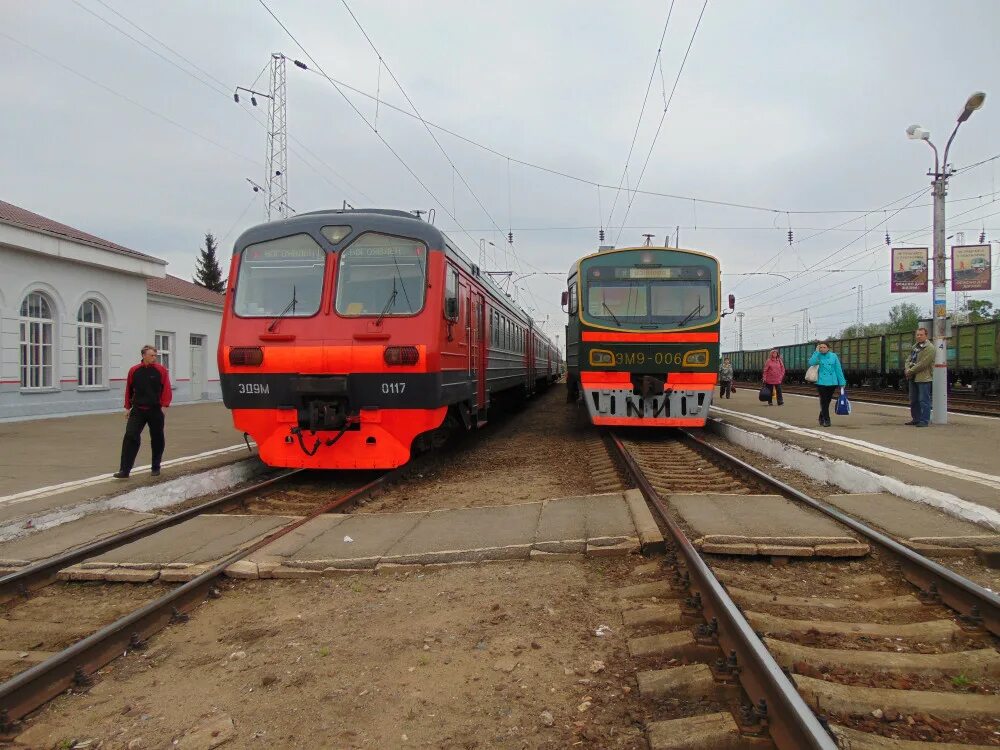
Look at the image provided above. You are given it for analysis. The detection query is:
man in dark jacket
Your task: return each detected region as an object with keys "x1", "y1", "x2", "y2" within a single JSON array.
[
  {"x1": 114, "y1": 345, "x2": 172, "y2": 478},
  {"x1": 904, "y1": 327, "x2": 934, "y2": 427}
]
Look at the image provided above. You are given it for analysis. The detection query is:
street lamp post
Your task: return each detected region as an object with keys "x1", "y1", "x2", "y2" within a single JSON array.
[{"x1": 906, "y1": 91, "x2": 986, "y2": 425}]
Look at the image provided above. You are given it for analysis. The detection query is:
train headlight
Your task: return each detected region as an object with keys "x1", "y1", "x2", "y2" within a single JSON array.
[
  {"x1": 229, "y1": 346, "x2": 264, "y2": 366},
  {"x1": 384, "y1": 346, "x2": 419, "y2": 366},
  {"x1": 589, "y1": 349, "x2": 614, "y2": 366},
  {"x1": 682, "y1": 349, "x2": 709, "y2": 367}
]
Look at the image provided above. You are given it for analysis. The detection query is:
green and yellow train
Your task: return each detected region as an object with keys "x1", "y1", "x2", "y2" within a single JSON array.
[{"x1": 564, "y1": 245, "x2": 732, "y2": 427}]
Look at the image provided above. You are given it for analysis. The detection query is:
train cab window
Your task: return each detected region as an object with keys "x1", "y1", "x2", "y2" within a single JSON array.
[
  {"x1": 444, "y1": 267, "x2": 459, "y2": 320},
  {"x1": 336, "y1": 233, "x2": 427, "y2": 317},
  {"x1": 568, "y1": 283, "x2": 578, "y2": 316},
  {"x1": 235, "y1": 234, "x2": 325, "y2": 318}
]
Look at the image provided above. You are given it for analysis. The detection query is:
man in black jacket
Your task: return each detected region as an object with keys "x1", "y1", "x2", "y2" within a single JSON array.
[{"x1": 114, "y1": 345, "x2": 172, "y2": 479}]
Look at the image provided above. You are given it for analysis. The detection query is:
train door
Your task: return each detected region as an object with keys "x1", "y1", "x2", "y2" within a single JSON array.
[
  {"x1": 474, "y1": 293, "x2": 487, "y2": 416},
  {"x1": 526, "y1": 325, "x2": 534, "y2": 393}
]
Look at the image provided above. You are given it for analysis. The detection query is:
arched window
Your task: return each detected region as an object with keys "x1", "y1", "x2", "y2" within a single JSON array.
[
  {"x1": 77, "y1": 299, "x2": 105, "y2": 387},
  {"x1": 20, "y1": 292, "x2": 54, "y2": 389}
]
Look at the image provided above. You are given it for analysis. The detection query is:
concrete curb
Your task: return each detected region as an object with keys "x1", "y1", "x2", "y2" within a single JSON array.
[
  {"x1": 708, "y1": 418, "x2": 1000, "y2": 532},
  {"x1": 0, "y1": 458, "x2": 266, "y2": 544}
]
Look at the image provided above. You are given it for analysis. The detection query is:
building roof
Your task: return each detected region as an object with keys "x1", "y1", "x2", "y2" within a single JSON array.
[
  {"x1": 147, "y1": 274, "x2": 225, "y2": 307},
  {"x1": 0, "y1": 199, "x2": 165, "y2": 264}
]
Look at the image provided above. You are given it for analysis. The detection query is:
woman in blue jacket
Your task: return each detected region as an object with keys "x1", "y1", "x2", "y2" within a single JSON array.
[{"x1": 808, "y1": 341, "x2": 846, "y2": 427}]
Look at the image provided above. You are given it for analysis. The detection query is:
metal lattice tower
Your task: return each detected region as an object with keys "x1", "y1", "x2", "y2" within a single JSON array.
[
  {"x1": 265, "y1": 53, "x2": 289, "y2": 220},
  {"x1": 736, "y1": 311, "x2": 745, "y2": 351},
  {"x1": 856, "y1": 284, "x2": 863, "y2": 326}
]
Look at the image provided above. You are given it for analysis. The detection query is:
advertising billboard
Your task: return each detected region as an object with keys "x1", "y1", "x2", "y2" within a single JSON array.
[
  {"x1": 951, "y1": 244, "x2": 992, "y2": 291},
  {"x1": 891, "y1": 247, "x2": 929, "y2": 293}
]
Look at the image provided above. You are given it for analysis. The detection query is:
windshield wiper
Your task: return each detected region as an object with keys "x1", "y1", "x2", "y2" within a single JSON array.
[
  {"x1": 267, "y1": 286, "x2": 297, "y2": 332},
  {"x1": 375, "y1": 277, "x2": 398, "y2": 327},
  {"x1": 602, "y1": 300, "x2": 622, "y2": 327},
  {"x1": 677, "y1": 300, "x2": 704, "y2": 328}
]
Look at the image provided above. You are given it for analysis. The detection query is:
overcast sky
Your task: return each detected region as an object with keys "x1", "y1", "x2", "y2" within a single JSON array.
[{"x1": 3, "y1": 0, "x2": 999, "y2": 349}]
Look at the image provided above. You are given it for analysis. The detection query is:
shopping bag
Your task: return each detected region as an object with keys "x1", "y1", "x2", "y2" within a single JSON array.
[
  {"x1": 835, "y1": 388, "x2": 851, "y2": 416},
  {"x1": 805, "y1": 364, "x2": 819, "y2": 383},
  {"x1": 758, "y1": 385, "x2": 770, "y2": 402}
]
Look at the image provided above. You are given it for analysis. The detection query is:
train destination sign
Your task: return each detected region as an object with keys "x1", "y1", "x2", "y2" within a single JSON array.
[
  {"x1": 951, "y1": 244, "x2": 992, "y2": 292},
  {"x1": 890, "y1": 247, "x2": 929, "y2": 293}
]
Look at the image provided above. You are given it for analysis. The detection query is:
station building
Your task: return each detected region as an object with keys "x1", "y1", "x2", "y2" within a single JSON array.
[{"x1": 0, "y1": 199, "x2": 223, "y2": 420}]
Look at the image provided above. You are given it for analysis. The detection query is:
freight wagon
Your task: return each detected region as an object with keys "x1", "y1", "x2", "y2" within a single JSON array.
[{"x1": 726, "y1": 320, "x2": 1000, "y2": 395}]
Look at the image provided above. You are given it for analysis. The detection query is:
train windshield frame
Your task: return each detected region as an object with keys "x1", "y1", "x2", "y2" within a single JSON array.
[
  {"x1": 335, "y1": 232, "x2": 427, "y2": 318},
  {"x1": 579, "y1": 249, "x2": 718, "y2": 331},
  {"x1": 234, "y1": 233, "x2": 326, "y2": 319}
]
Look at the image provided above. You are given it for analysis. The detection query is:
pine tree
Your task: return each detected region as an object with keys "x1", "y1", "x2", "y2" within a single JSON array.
[{"x1": 194, "y1": 232, "x2": 225, "y2": 292}]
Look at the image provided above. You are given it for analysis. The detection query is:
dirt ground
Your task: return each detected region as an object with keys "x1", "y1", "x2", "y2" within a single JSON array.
[
  {"x1": 362, "y1": 386, "x2": 600, "y2": 514},
  {"x1": 13, "y1": 559, "x2": 649, "y2": 750}
]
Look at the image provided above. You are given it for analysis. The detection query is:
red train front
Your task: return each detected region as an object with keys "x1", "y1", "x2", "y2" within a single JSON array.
[{"x1": 219, "y1": 208, "x2": 560, "y2": 469}]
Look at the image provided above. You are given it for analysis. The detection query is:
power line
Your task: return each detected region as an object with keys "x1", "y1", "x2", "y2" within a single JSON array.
[
  {"x1": 615, "y1": 0, "x2": 709, "y2": 244},
  {"x1": 606, "y1": 1, "x2": 676, "y2": 229},
  {"x1": 338, "y1": 0, "x2": 507, "y2": 247},
  {"x1": 290, "y1": 59, "x2": 959, "y2": 219},
  {"x1": 1, "y1": 30, "x2": 260, "y2": 167},
  {"x1": 77, "y1": 0, "x2": 374, "y2": 204},
  {"x1": 255, "y1": 0, "x2": 496, "y2": 271}
]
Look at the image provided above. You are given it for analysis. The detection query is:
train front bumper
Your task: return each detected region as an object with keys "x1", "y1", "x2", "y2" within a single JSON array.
[{"x1": 581, "y1": 386, "x2": 712, "y2": 426}]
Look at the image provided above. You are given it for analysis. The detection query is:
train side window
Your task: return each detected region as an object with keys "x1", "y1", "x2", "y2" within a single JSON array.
[
  {"x1": 444, "y1": 267, "x2": 459, "y2": 320},
  {"x1": 568, "y1": 283, "x2": 578, "y2": 316}
]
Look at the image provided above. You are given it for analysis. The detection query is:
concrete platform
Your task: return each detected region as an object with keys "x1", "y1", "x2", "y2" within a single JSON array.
[
  {"x1": 0, "y1": 402, "x2": 255, "y2": 532},
  {"x1": 669, "y1": 493, "x2": 867, "y2": 557},
  {"x1": 0, "y1": 510, "x2": 156, "y2": 570},
  {"x1": 242, "y1": 490, "x2": 657, "y2": 577},
  {"x1": 55, "y1": 514, "x2": 294, "y2": 581},
  {"x1": 16, "y1": 490, "x2": 661, "y2": 582},
  {"x1": 824, "y1": 494, "x2": 1000, "y2": 553},
  {"x1": 709, "y1": 393, "x2": 1000, "y2": 530}
]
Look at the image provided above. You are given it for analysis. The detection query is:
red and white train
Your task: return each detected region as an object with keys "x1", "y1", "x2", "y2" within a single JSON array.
[{"x1": 218, "y1": 208, "x2": 563, "y2": 469}]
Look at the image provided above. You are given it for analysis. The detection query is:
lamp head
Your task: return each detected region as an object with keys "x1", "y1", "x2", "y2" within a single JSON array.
[
  {"x1": 906, "y1": 124, "x2": 930, "y2": 140},
  {"x1": 958, "y1": 91, "x2": 986, "y2": 123}
]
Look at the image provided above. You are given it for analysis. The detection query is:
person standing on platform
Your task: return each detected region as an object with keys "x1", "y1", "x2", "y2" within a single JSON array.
[
  {"x1": 114, "y1": 345, "x2": 172, "y2": 479},
  {"x1": 762, "y1": 349, "x2": 785, "y2": 406},
  {"x1": 808, "y1": 341, "x2": 846, "y2": 427},
  {"x1": 719, "y1": 357, "x2": 734, "y2": 399},
  {"x1": 904, "y1": 327, "x2": 934, "y2": 427}
]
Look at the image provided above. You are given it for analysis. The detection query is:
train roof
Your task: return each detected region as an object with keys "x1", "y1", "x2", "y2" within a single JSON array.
[
  {"x1": 232, "y1": 208, "x2": 554, "y2": 344},
  {"x1": 566, "y1": 245, "x2": 719, "y2": 278}
]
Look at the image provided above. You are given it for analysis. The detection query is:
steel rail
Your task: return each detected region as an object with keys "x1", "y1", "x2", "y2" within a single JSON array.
[
  {"x1": 609, "y1": 434, "x2": 838, "y2": 750},
  {"x1": 686, "y1": 428, "x2": 1000, "y2": 636},
  {"x1": 0, "y1": 468, "x2": 394, "y2": 731},
  {"x1": 0, "y1": 469, "x2": 305, "y2": 606}
]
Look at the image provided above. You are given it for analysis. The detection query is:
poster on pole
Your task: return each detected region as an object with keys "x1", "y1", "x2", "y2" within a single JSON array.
[
  {"x1": 890, "y1": 247, "x2": 929, "y2": 292},
  {"x1": 951, "y1": 244, "x2": 992, "y2": 291}
]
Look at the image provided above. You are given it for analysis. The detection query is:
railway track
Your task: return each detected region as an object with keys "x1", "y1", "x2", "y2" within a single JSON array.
[
  {"x1": 734, "y1": 381, "x2": 1000, "y2": 417},
  {"x1": 0, "y1": 465, "x2": 409, "y2": 738},
  {"x1": 608, "y1": 430, "x2": 1000, "y2": 749}
]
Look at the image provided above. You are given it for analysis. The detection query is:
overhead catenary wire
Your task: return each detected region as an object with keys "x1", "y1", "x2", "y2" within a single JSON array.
[
  {"x1": 606, "y1": 0, "x2": 676, "y2": 230},
  {"x1": 72, "y1": 0, "x2": 374, "y2": 204},
  {"x1": 615, "y1": 0, "x2": 709, "y2": 245},
  {"x1": 339, "y1": 0, "x2": 510, "y2": 250}
]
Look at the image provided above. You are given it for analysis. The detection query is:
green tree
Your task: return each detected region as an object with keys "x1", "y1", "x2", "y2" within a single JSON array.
[
  {"x1": 966, "y1": 299, "x2": 998, "y2": 322},
  {"x1": 837, "y1": 322, "x2": 886, "y2": 338},
  {"x1": 886, "y1": 302, "x2": 922, "y2": 333},
  {"x1": 194, "y1": 232, "x2": 225, "y2": 292}
]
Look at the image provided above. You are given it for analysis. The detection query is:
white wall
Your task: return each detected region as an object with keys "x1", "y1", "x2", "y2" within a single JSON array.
[
  {"x1": 0, "y1": 244, "x2": 149, "y2": 418},
  {"x1": 146, "y1": 296, "x2": 222, "y2": 403}
]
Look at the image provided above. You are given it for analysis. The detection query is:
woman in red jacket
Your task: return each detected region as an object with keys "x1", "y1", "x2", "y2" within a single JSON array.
[{"x1": 762, "y1": 349, "x2": 785, "y2": 406}]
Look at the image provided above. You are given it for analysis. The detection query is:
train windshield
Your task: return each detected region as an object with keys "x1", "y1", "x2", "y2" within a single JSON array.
[
  {"x1": 335, "y1": 233, "x2": 427, "y2": 317},
  {"x1": 234, "y1": 234, "x2": 325, "y2": 318},
  {"x1": 581, "y1": 249, "x2": 717, "y2": 330}
]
